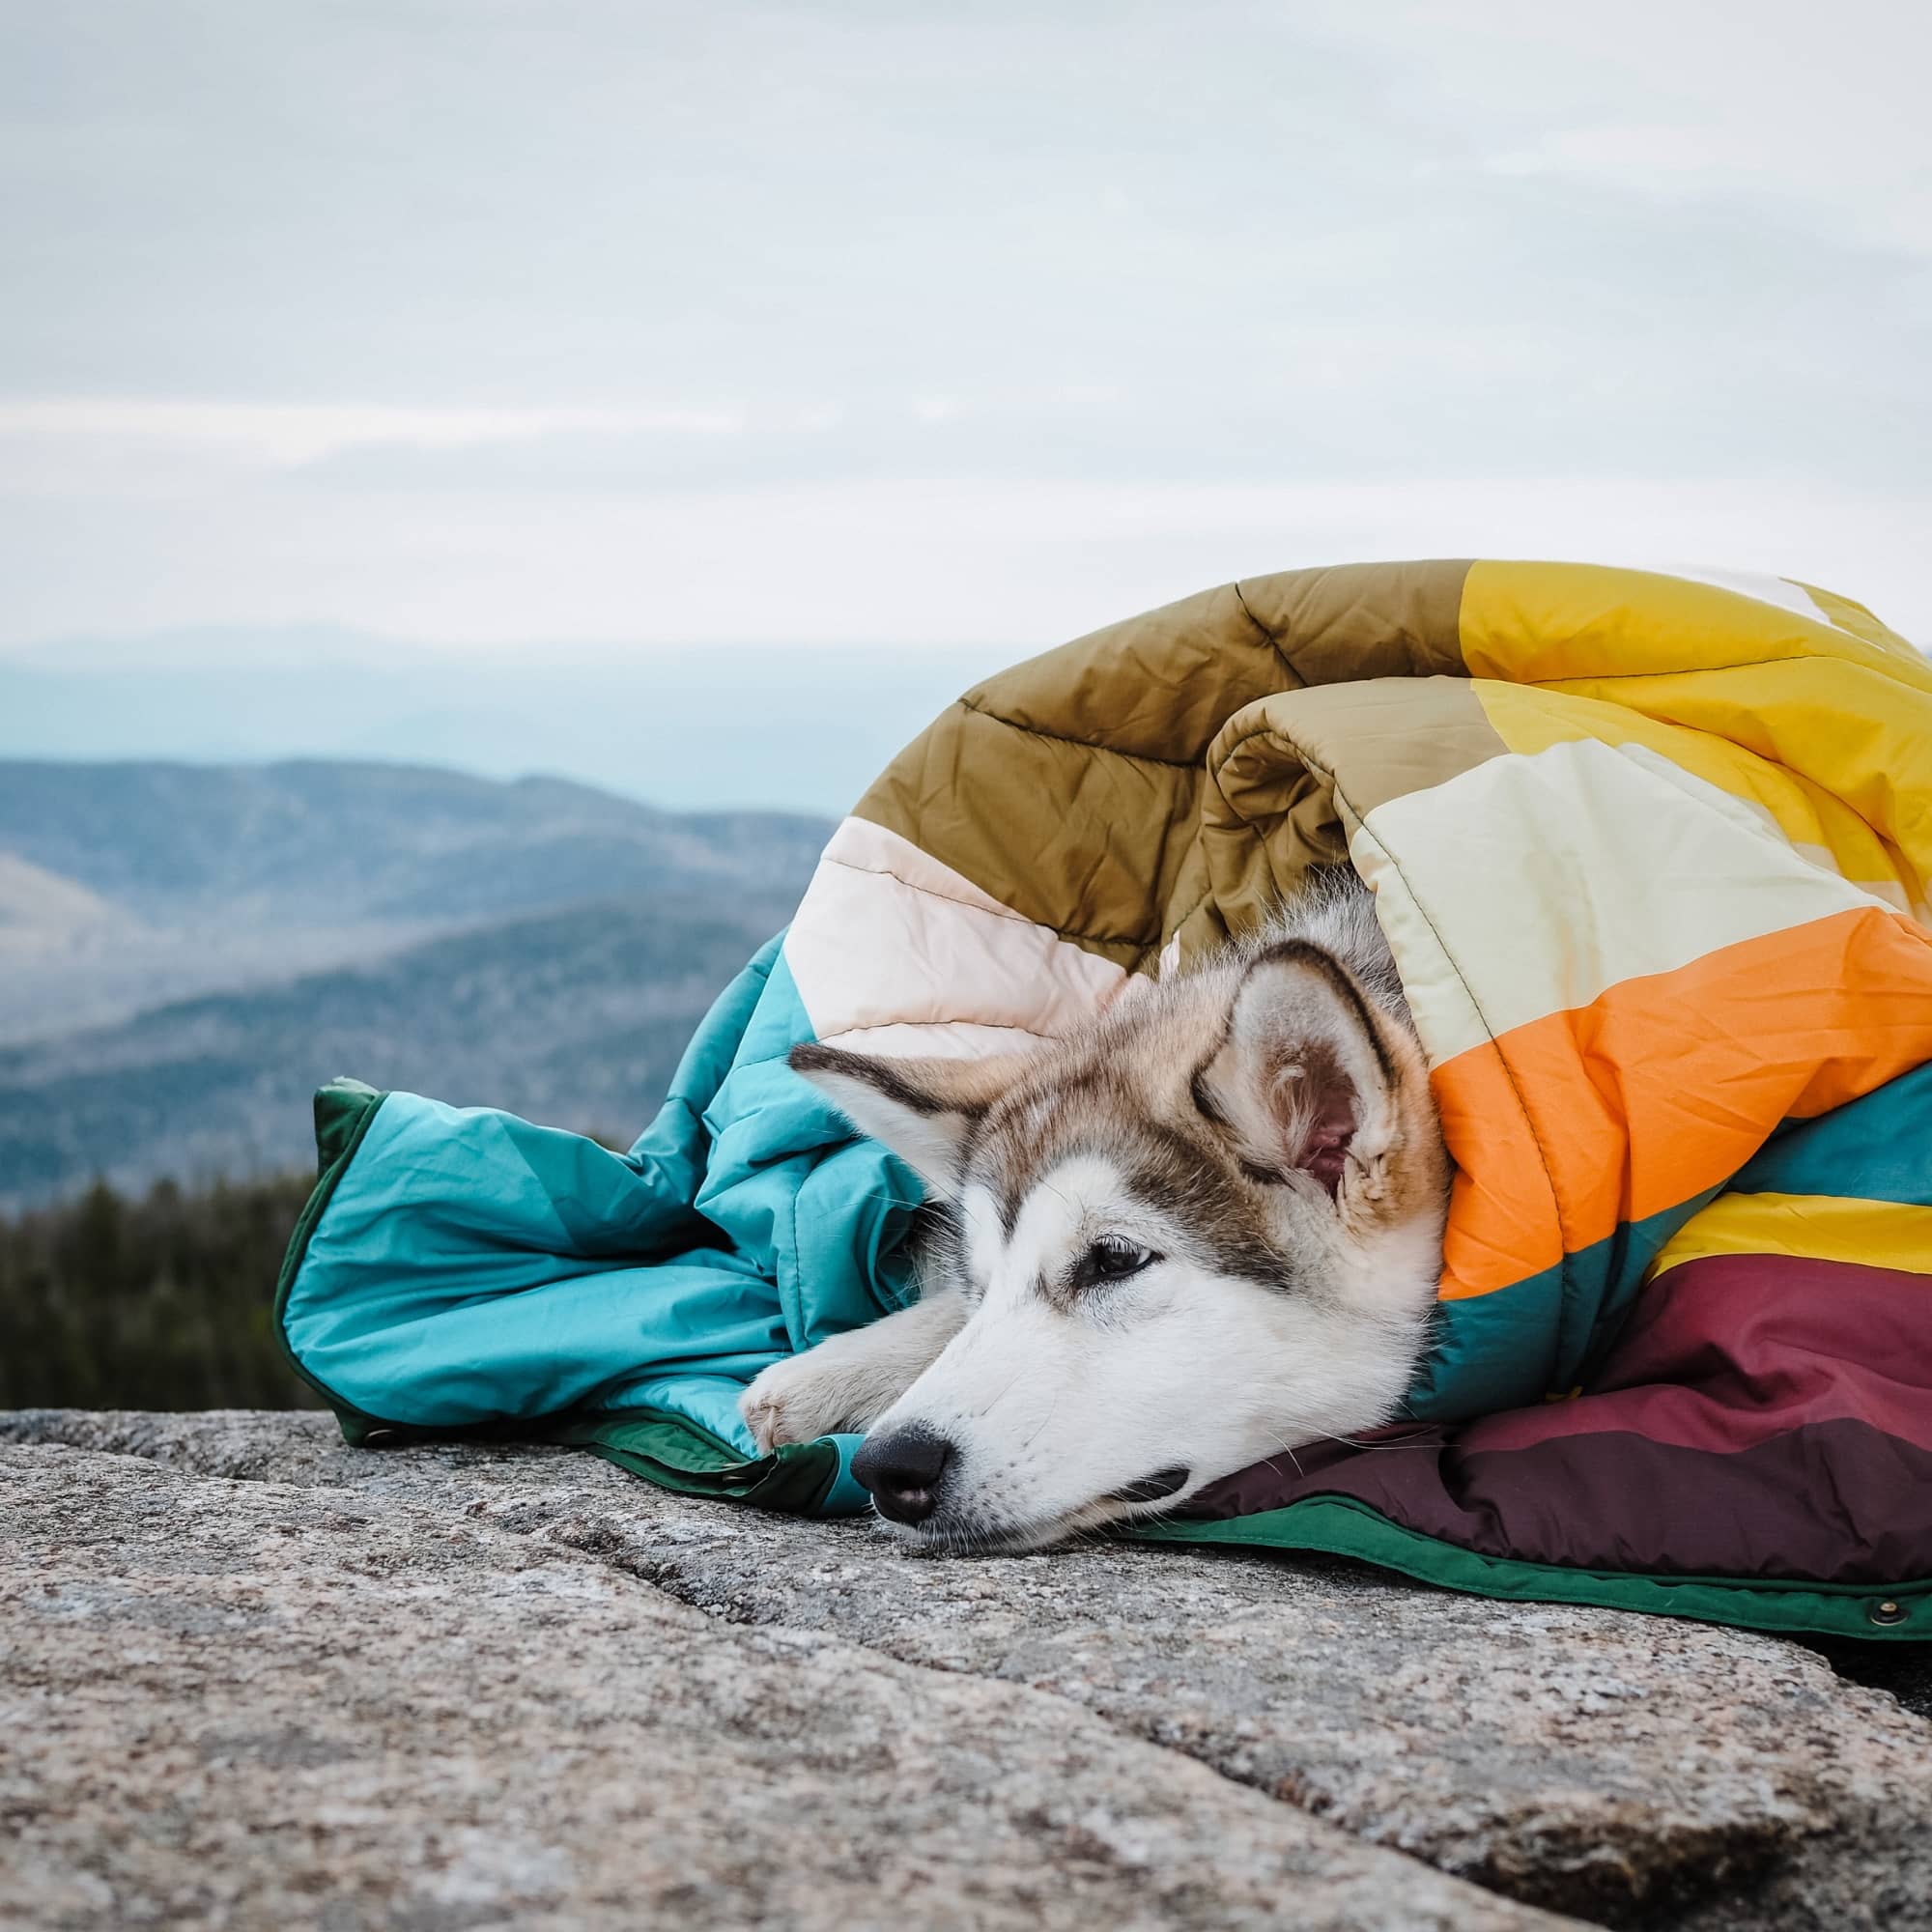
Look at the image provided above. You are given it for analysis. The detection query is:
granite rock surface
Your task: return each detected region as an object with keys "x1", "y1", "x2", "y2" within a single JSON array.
[{"x1": 5, "y1": 1409, "x2": 1930, "y2": 1931}]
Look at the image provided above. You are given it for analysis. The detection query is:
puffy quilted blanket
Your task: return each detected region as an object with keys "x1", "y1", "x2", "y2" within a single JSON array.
[{"x1": 277, "y1": 559, "x2": 1932, "y2": 1639}]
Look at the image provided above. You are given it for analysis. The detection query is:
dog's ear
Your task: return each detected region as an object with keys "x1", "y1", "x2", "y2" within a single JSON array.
[
  {"x1": 1194, "y1": 941, "x2": 1399, "y2": 1197},
  {"x1": 788, "y1": 1043, "x2": 1027, "y2": 1197}
]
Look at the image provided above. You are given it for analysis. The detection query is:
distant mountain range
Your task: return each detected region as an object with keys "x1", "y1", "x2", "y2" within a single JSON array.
[
  {"x1": 0, "y1": 629, "x2": 1005, "y2": 816},
  {"x1": 0, "y1": 759, "x2": 831, "y2": 1208}
]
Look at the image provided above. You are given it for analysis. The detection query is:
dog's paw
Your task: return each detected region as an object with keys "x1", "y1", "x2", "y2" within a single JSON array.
[{"x1": 739, "y1": 1351, "x2": 854, "y2": 1455}]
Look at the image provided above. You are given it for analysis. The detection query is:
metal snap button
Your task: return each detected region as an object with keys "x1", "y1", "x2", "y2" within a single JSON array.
[{"x1": 1868, "y1": 1599, "x2": 1907, "y2": 1627}]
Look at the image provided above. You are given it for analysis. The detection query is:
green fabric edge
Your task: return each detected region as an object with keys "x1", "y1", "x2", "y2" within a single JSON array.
[
  {"x1": 548, "y1": 1412, "x2": 844, "y2": 1514},
  {"x1": 271, "y1": 1078, "x2": 395, "y2": 1436},
  {"x1": 1130, "y1": 1495, "x2": 1929, "y2": 1641}
]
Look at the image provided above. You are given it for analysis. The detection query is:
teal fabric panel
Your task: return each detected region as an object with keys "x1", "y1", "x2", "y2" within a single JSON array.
[
  {"x1": 280, "y1": 932, "x2": 924, "y2": 1452},
  {"x1": 285, "y1": 1094, "x2": 779, "y2": 1430},
  {"x1": 819, "y1": 1434, "x2": 875, "y2": 1514},
  {"x1": 1407, "y1": 1186, "x2": 1725, "y2": 1418},
  {"x1": 1733, "y1": 1063, "x2": 1932, "y2": 1208}
]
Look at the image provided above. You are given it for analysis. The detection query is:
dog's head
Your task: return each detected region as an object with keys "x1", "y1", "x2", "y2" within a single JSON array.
[{"x1": 789, "y1": 931, "x2": 1450, "y2": 1551}]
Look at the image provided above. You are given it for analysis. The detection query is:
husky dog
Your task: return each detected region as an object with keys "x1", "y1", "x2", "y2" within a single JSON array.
[{"x1": 739, "y1": 867, "x2": 1450, "y2": 1552}]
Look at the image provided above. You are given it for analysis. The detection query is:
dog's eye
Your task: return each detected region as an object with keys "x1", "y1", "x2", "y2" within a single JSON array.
[{"x1": 1076, "y1": 1236, "x2": 1158, "y2": 1287}]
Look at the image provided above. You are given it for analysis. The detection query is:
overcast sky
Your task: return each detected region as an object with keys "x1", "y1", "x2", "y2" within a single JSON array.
[{"x1": 4, "y1": 0, "x2": 1929, "y2": 658}]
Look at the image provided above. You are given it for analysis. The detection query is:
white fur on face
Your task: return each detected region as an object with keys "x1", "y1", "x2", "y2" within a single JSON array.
[{"x1": 867, "y1": 1156, "x2": 1429, "y2": 1551}]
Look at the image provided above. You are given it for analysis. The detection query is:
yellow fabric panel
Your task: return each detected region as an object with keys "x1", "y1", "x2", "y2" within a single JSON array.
[
  {"x1": 1650, "y1": 1192, "x2": 1932, "y2": 1280},
  {"x1": 1462, "y1": 558, "x2": 1932, "y2": 691},
  {"x1": 1795, "y1": 578, "x2": 1923, "y2": 657},
  {"x1": 1460, "y1": 562, "x2": 1932, "y2": 909}
]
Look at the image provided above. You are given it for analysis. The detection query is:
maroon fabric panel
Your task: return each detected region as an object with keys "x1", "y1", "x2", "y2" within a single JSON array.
[
  {"x1": 1357, "y1": 1421, "x2": 1923, "y2": 1581},
  {"x1": 1466, "y1": 1254, "x2": 1932, "y2": 1458},
  {"x1": 1190, "y1": 1421, "x2": 1932, "y2": 1582},
  {"x1": 1187, "y1": 1252, "x2": 1932, "y2": 1582}
]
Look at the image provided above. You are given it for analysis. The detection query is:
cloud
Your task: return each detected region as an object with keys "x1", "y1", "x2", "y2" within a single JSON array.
[
  {"x1": 0, "y1": 398, "x2": 750, "y2": 466},
  {"x1": 1474, "y1": 122, "x2": 1932, "y2": 257},
  {"x1": 0, "y1": 1, "x2": 1924, "y2": 664},
  {"x1": 1325, "y1": 1, "x2": 1932, "y2": 256}
]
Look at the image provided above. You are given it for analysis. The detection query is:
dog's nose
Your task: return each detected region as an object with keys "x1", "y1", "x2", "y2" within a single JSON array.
[{"x1": 852, "y1": 1426, "x2": 953, "y2": 1525}]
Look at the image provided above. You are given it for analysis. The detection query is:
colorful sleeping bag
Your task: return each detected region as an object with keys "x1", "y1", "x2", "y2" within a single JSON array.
[{"x1": 276, "y1": 560, "x2": 1932, "y2": 1639}]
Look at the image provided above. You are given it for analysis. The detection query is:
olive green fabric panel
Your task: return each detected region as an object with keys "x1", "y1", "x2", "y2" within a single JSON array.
[
  {"x1": 952, "y1": 580, "x2": 1300, "y2": 763},
  {"x1": 852, "y1": 560, "x2": 1475, "y2": 973},
  {"x1": 1194, "y1": 681, "x2": 1503, "y2": 952},
  {"x1": 1234, "y1": 560, "x2": 1471, "y2": 684},
  {"x1": 1198, "y1": 710, "x2": 1350, "y2": 948},
  {"x1": 854, "y1": 702, "x2": 1204, "y2": 971},
  {"x1": 1156, "y1": 837, "x2": 1232, "y2": 966},
  {"x1": 1214, "y1": 681, "x2": 1506, "y2": 845},
  {"x1": 851, "y1": 579, "x2": 1298, "y2": 972}
]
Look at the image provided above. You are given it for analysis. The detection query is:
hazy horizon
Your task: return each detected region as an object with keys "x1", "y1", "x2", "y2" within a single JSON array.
[{"x1": 0, "y1": 627, "x2": 1008, "y2": 813}]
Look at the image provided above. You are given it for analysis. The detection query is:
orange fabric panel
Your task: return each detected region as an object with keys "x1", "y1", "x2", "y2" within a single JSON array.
[{"x1": 1434, "y1": 905, "x2": 1932, "y2": 1300}]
